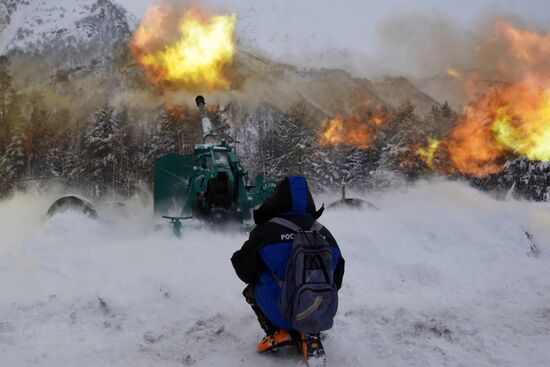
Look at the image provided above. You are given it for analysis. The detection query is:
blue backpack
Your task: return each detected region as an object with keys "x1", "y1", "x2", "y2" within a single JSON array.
[{"x1": 269, "y1": 217, "x2": 339, "y2": 333}]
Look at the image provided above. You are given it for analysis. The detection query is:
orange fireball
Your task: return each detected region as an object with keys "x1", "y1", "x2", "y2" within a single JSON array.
[
  {"x1": 131, "y1": 4, "x2": 236, "y2": 91},
  {"x1": 319, "y1": 116, "x2": 373, "y2": 149},
  {"x1": 442, "y1": 20, "x2": 550, "y2": 176},
  {"x1": 447, "y1": 103, "x2": 507, "y2": 176},
  {"x1": 319, "y1": 111, "x2": 388, "y2": 149}
]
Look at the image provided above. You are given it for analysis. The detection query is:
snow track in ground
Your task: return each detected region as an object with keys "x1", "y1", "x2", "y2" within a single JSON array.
[{"x1": 1, "y1": 180, "x2": 550, "y2": 366}]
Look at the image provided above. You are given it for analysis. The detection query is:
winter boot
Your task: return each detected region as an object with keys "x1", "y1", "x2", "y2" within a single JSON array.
[
  {"x1": 299, "y1": 332, "x2": 326, "y2": 367},
  {"x1": 257, "y1": 329, "x2": 292, "y2": 353}
]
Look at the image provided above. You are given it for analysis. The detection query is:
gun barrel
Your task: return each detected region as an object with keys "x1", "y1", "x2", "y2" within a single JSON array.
[
  {"x1": 195, "y1": 96, "x2": 206, "y2": 117},
  {"x1": 195, "y1": 95, "x2": 214, "y2": 143}
]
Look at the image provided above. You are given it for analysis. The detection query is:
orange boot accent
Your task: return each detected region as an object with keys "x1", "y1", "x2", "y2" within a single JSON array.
[
  {"x1": 257, "y1": 329, "x2": 292, "y2": 353},
  {"x1": 300, "y1": 332, "x2": 308, "y2": 361}
]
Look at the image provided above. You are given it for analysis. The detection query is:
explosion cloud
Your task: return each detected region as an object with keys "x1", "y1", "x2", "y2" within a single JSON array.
[
  {"x1": 319, "y1": 111, "x2": 388, "y2": 150},
  {"x1": 131, "y1": 2, "x2": 237, "y2": 92},
  {"x1": 403, "y1": 20, "x2": 550, "y2": 177}
]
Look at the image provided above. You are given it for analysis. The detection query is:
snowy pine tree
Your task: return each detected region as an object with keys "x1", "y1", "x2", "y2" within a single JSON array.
[
  {"x1": 500, "y1": 158, "x2": 550, "y2": 201},
  {"x1": 23, "y1": 92, "x2": 52, "y2": 177},
  {"x1": 309, "y1": 147, "x2": 341, "y2": 192},
  {"x1": 377, "y1": 101, "x2": 427, "y2": 178},
  {"x1": 81, "y1": 104, "x2": 118, "y2": 198},
  {"x1": 0, "y1": 133, "x2": 26, "y2": 194},
  {"x1": 0, "y1": 56, "x2": 13, "y2": 151},
  {"x1": 252, "y1": 107, "x2": 285, "y2": 179},
  {"x1": 113, "y1": 108, "x2": 135, "y2": 196},
  {"x1": 340, "y1": 148, "x2": 379, "y2": 189},
  {"x1": 210, "y1": 104, "x2": 235, "y2": 144},
  {"x1": 139, "y1": 111, "x2": 181, "y2": 184},
  {"x1": 278, "y1": 101, "x2": 316, "y2": 179}
]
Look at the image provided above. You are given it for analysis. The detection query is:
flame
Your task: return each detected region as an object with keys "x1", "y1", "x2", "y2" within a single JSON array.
[
  {"x1": 492, "y1": 82, "x2": 550, "y2": 160},
  {"x1": 447, "y1": 68, "x2": 461, "y2": 79},
  {"x1": 437, "y1": 21, "x2": 550, "y2": 176},
  {"x1": 496, "y1": 20, "x2": 550, "y2": 66},
  {"x1": 447, "y1": 103, "x2": 506, "y2": 176},
  {"x1": 131, "y1": 4, "x2": 237, "y2": 91},
  {"x1": 417, "y1": 137, "x2": 442, "y2": 168},
  {"x1": 446, "y1": 85, "x2": 550, "y2": 176},
  {"x1": 319, "y1": 111, "x2": 388, "y2": 149},
  {"x1": 319, "y1": 116, "x2": 372, "y2": 149}
]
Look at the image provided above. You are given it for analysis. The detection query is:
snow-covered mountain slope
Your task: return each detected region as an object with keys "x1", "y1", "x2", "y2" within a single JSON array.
[
  {"x1": 373, "y1": 76, "x2": 443, "y2": 117},
  {"x1": 0, "y1": 0, "x2": 136, "y2": 66},
  {"x1": 0, "y1": 0, "x2": 139, "y2": 115},
  {"x1": 0, "y1": 0, "x2": 438, "y2": 119},
  {"x1": 235, "y1": 49, "x2": 440, "y2": 118},
  {"x1": 414, "y1": 71, "x2": 510, "y2": 110},
  {"x1": 1, "y1": 181, "x2": 549, "y2": 366}
]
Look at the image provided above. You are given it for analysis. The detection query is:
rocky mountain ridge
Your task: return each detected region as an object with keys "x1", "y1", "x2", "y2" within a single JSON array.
[{"x1": 0, "y1": 0, "x2": 440, "y2": 120}]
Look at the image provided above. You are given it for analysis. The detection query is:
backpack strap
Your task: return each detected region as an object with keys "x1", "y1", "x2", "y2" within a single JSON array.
[
  {"x1": 310, "y1": 221, "x2": 324, "y2": 232},
  {"x1": 269, "y1": 217, "x2": 302, "y2": 232},
  {"x1": 270, "y1": 217, "x2": 324, "y2": 233}
]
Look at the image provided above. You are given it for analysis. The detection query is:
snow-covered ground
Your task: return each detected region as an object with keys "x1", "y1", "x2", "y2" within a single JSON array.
[{"x1": 1, "y1": 180, "x2": 549, "y2": 366}]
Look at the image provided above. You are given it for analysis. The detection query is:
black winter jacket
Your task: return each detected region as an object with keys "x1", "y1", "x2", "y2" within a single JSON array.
[{"x1": 231, "y1": 176, "x2": 345, "y2": 289}]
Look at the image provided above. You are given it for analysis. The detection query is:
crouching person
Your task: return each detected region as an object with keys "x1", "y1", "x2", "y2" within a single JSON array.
[{"x1": 231, "y1": 176, "x2": 345, "y2": 365}]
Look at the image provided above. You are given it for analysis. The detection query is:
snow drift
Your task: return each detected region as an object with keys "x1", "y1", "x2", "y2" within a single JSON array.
[{"x1": 0, "y1": 181, "x2": 549, "y2": 366}]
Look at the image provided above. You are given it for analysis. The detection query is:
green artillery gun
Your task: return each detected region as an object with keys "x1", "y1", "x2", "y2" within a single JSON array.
[
  {"x1": 153, "y1": 96, "x2": 277, "y2": 235},
  {"x1": 45, "y1": 96, "x2": 276, "y2": 234}
]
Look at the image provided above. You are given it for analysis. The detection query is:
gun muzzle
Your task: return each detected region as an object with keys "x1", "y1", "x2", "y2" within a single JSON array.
[{"x1": 196, "y1": 95, "x2": 206, "y2": 110}]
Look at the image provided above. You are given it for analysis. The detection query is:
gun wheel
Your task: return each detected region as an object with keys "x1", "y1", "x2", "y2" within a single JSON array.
[{"x1": 46, "y1": 195, "x2": 97, "y2": 218}]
